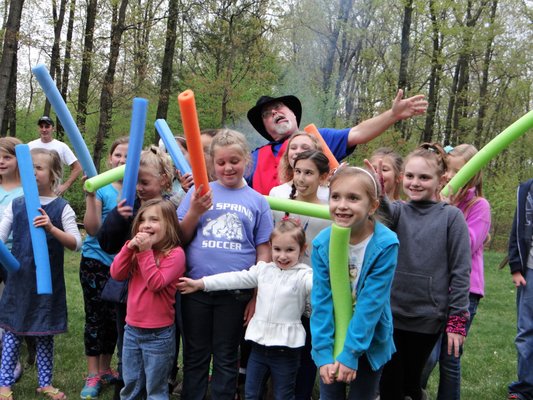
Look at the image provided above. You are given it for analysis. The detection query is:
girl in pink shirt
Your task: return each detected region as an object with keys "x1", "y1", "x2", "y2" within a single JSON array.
[{"x1": 111, "y1": 199, "x2": 185, "y2": 400}]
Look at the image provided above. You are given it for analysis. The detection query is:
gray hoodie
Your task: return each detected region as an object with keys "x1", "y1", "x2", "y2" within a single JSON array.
[{"x1": 386, "y1": 200, "x2": 471, "y2": 334}]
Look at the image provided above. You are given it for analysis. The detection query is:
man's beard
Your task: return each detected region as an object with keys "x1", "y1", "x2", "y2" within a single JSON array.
[{"x1": 272, "y1": 121, "x2": 294, "y2": 137}]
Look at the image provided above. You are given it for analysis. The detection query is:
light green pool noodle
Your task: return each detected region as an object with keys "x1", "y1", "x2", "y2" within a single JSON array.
[
  {"x1": 442, "y1": 110, "x2": 533, "y2": 196},
  {"x1": 84, "y1": 164, "x2": 126, "y2": 193},
  {"x1": 265, "y1": 196, "x2": 331, "y2": 220},
  {"x1": 329, "y1": 224, "x2": 353, "y2": 358}
]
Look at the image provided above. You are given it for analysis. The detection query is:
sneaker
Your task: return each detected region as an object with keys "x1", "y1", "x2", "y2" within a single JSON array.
[
  {"x1": 81, "y1": 374, "x2": 101, "y2": 399},
  {"x1": 99, "y1": 368, "x2": 119, "y2": 385},
  {"x1": 508, "y1": 394, "x2": 523, "y2": 400}
]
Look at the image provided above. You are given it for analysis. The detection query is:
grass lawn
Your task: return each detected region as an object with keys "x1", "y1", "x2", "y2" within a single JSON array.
[{"x1": 8, "y1": 250, "x2": 518, "y2": 399}]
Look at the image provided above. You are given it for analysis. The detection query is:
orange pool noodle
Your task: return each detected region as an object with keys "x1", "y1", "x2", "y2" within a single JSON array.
[
  {"x1": 304, "y1": 124, "x2": 339, "y2": 170},
  {"x1": 178, "y1": 90, "x2": 210, "y2": 195}
]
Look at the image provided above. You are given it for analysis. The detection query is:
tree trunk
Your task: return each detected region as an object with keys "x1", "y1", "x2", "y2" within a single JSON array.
[
  {"x1": 475, "y1": 0, "x2": 498, "y2": 148},
  {"x1": 76, "y1": 0, "x2": 98, "y2": 135},
  {"x1": 397, "y1": 0, "x2": 413, "y2": 138},
  {"x1": 93, "y1": 0, "x2": 129, "y2": 170},
  {"x1": 133, "y1": 0, "x2": 155, "y2": 90},
  {"x1": 154, "y1": 0, "x2": 179, "y2": 143},
  {"x1": 0, "y1": 0, "x2": 24, "y2": 134},
  {"x1": 44, "y1": 0, "x2": 67, "y2": 118},
  {"x1": 1, "y1": 54, "x2": 17, "y2": 137},
  {"x1": 57, "y1": 0, "x2": 76, "y2": 141},
  {"x1": 320, "y1": 0, "x2": 353, "y2": 125},
  {"x1": 445, "y1": 0, "x2": 488, "y2": 145},
  {"x1": 422, "y1": 0, "x2": 443, "y2": 143}
]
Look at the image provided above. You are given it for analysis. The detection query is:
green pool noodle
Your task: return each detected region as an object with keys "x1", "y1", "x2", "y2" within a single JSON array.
[
  {"x1": 84, "y1": 164, "x2": 126, "y2": 193},
  {"x1": 265, "y1": 196, "x2": 331, "y2": 220},
  {"x1": 442, "y1": 110, "x2": 533, "y2": 196},
  {"x1": 329, "y1": 223, "x2": 353, "y2": 358}
]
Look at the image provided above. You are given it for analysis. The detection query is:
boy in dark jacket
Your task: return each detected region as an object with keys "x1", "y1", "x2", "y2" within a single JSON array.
[{"x1": 507, "y1": 178, "x2": 533, "y2": 400}]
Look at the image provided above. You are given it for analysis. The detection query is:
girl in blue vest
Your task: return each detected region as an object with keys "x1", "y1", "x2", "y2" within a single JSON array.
[
  {"x1": 311, "y1": 166, "x2": 399, "y2": 400},
  {"x1": 0, "y1": 149, "x2": 82, "y2": 400}
]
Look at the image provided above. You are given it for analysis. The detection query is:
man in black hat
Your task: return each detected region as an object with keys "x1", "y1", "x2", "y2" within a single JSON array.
[
  {"x1": 28, "y1": 116, "x2": 82, "y2": 196},
  {"x1": 246, "y1": 89, "x2": 427, "y2": 194}
]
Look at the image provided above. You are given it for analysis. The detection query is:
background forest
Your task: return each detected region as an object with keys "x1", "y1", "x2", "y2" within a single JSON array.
[{"x1": 0, "y1": 0, "x2": 531, "y2": 248}]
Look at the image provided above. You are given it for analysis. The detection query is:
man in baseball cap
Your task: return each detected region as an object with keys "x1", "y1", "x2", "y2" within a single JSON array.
[{"x1": 27, "y1": 116, "x2": 82, "y2": 195}]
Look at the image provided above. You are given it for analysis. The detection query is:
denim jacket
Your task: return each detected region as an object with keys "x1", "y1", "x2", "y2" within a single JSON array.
[{"x1": 310, "y1": 222, "x2": 399, "y2": 371}]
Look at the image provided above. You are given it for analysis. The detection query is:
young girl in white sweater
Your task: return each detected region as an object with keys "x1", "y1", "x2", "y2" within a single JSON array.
[{"x1": 178, "y1": 218, "x2": 312, "y2": 400}]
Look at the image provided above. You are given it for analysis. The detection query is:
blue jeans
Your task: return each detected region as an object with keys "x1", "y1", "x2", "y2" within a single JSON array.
[
  {"x1": 509, "y1": 268, "x2": 533, "y2": 400},
  {"x1": 319, "y1": 355, "x2": 381, "y2": 400},
  {"x1": 420, "y1": 293, "x2": 480, "y2": 399},
  {"x1": 245, "y1": 343, "x2": 301, "y2": 400},
  {"x1": 121, "y1": 324, "x2": 175, "y2": 400}
]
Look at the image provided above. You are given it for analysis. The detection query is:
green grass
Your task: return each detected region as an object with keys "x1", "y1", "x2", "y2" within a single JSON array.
[{"x1": 9, "y1": 250, "x2": 518, "y2": 399}]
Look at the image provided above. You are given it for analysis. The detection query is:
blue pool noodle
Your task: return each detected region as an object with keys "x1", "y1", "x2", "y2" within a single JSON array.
[
  {"x1": 122, "y1": 98, "x2": 148, "y2": 207},
  {"x1": 155, "y1": 119, "x2": 192, "y2": 175},
  {"x1": 0, "y1": 241, "x2": 20, "y2": 273},
  {"x1": 15, "y1": 144, "x2": 52, "y2": 294},
  {"x1": 32, "y1": 64, "x2": 97, "y2": 178}
]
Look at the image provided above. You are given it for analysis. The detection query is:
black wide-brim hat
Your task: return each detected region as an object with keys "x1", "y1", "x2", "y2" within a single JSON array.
[{"x1": 247, "y1": 95, "x2": 302, "y2": 141}]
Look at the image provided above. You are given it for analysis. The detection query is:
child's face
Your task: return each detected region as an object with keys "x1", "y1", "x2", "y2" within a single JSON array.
[
  {"x1": 271, "y1": 232, "x2": 303, "y2": 270},
  {"x1": 213, "y1": 144, "x2": 246, "y2": 189},
  {"x1": 137, "y1": 167, "x2": 166, "y2": 202},
  {"x1": 32, "y1": 154, "x2": 53, "y2": 194},
  {"x1": 371, "y1": 156, "x2": 400, "y2": 198},
  {"x1": 444, "y1": 155, "x2": 465, "y2": 183},
  {"x1": 287, "y1": 136, "x2": 316, "y2": 169},
  {"x1": 201, "y1": 134, "x2": 215, "y2": 180},
  {"x1": 329, "y1": 175, "x2": 378, "y2": 230},
  {"x1": 38, "y1": 123, "x2": 54, "y2": 143},
  {"x1": 138, "y1": 206, "x2": 165, "y2": 247},
  {"x1": 293, "y1": 159, "x2": 325, "y2": 200},
  {"x1": 109, "y1": 143, "x2": 128, "y2": 169},
  {"x1": 402, "y1": 156, "x2": 444, "y2": 201},
  {"x1": 0, "y1": 149, "x2": 18, "y2": 178}
]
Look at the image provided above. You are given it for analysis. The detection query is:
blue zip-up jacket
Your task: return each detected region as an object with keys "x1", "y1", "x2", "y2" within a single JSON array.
[
  {"x1": 509, "y1": 178, "x2": 533, "y2": 275},
  {"x1": 310, "y1": 222, "x2": 399, "y2": 371}
]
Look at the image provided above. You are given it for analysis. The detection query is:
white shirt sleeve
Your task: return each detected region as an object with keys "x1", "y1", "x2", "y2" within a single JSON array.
[
  {"x1": 61, "y1": 143, "x2": 78, "y2": 166},
  {"x1": 61, "y1": 204, "x2": 82, "y2": 251},
  {"x1": 0, "y1": 202, "x2": 13, "y2": 242}
]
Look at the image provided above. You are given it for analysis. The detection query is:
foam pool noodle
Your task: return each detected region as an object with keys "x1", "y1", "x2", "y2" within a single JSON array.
[
  {"x1": 442, "y1": 110, "x2": 533, "y2": 196},
  {"x1": 329, "y1": 223, "x2": 353, "y2": 358},
  {"x1": 178, "y1": 90, "x2": 210, "y2": 195},
  {"x1": 265, "y1": 196, "x2": 331, "y2": 220},
  {"x1": 155, "y1": 119, "x2": 192, "y2": 175},
  {"x1": 32, "y1": 64, "x2": 97, "y2": 177},
  {"x1": 84, "y1": 165, "x2": 126, "y2": 193},
  {"x1": 15, "y1": 144, "x2": 52, "y2": 294},
  {"x1": 122, "y1": 98, "x2": 148, "y2": 207},
  {"x1": 304, "y1": 124, "x2": 339, "y2": 170},
  {"x1": 0, "y1": 240, "x2": 20, "y2": 273}
]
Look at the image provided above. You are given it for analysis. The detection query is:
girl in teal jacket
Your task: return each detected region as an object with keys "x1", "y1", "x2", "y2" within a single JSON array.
[{"x1": 311, "y1": 166, "x2": 398, "y2": 400}]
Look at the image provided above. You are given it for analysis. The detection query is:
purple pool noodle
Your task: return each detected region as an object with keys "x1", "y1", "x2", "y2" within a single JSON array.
[
  {"x1": 14, "y1": 144, "x2": 52, "y2": 294},
  {"x1": 155, "y1": 119, "x2": 192, "y2": 175},
  {"x1": 0, "y1": 240, "x2": 20, "y2": 273},
  {"x1": 32, "y1": 64, "x2": 97, "y2": 177},
  {"x1": 122, "y1": 98, "x2": 148, "y2": 207}
]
